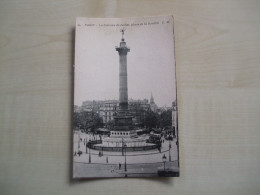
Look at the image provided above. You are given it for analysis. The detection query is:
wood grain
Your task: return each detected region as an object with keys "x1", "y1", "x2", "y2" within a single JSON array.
[{"x1": 0, "y1": 0, "x2": 260, "y2": 194}]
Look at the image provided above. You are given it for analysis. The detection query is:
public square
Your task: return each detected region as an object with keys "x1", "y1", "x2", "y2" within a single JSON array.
[
  {"x1": 73, "y1": 131, "x2": 179, "y2": 178},
  {"x1": 73, "y1": 27, "x2": 178, "y2": 178}
]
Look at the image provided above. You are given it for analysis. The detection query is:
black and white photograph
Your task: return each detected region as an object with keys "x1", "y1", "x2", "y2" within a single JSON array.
[{"x1": 73, "y1": 15, "x2": 179, "y2": 178}]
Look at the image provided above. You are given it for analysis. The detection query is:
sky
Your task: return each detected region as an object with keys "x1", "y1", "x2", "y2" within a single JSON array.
[{"x1": 74, "y1": 16, "x2": 176, "y2": 107}]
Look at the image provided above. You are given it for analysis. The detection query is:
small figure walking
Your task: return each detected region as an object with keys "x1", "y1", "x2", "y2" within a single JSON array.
[
  {"x1": 78, "y1": 150, "x2": 82, "y2": 156},
  {"x1": 106, "y1": 156, "x2": 108, "y2": 163},
  {"x1": 119, "y1": 163, "x2": 121, "y2": 170}
]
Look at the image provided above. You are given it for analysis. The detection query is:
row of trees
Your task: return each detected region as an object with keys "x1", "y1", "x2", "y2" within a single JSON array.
[
  {"x1": 142, "y1": 110, "x2": 172, "y2": 129},
  {"x1": 73, "y1": 111, "x2": 103, "y2": 131},
  {"x1": 73, "y1": 109, "x2": 172, "y2": 131}
]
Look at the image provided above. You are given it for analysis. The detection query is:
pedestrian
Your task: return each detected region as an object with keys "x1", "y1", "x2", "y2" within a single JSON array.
[
  {"x1": 119, "y1": 163, "x2": 121, "y2": 170},
  {"x1": 106, "y1": 156, "x2": 108, "y2": 163},
  {"x1": 78, "y1": 151, "x2": 82, "y2": 156},
  {"x1": 158, "y1": 143, "x2": 161, "y2": 153}
]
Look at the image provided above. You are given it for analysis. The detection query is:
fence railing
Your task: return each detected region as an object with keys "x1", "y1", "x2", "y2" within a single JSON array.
[{"x1": 87, "y1": 140, "x2": 159, "y2": 152}]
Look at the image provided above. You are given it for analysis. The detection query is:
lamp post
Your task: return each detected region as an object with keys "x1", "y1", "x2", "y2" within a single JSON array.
[
  {"x1": 124, "y1": 143, "x2": 127, "y2": 172},
  {"x1": 168, "y1": 141, "x2": 171, "y2": 162},
  {"x1": 86, "y1": 138, "x2": 88, "y2": 154},
  {"x1": 121, "y1": 138, "x2": 124, "y2": 156},
  {"x1": 78, "y1": 133, "x2": 80, "y2": 151},
  {"x1": 162, "y1": 154, "x2": 167, "y2": 172},
  {"x1": 89, "y1": 140, "x2": 91, "y2": 163}
]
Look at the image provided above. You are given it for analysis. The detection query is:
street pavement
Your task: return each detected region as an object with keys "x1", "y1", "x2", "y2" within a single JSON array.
[{"x1": 73, "y1": 131, "x2": 179, "y2": 178}]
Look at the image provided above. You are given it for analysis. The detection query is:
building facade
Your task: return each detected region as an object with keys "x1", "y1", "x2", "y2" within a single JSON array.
[
  {"x1": 172, "y1": 100, "x2": 177, "y2": 137},
  {"x1": 78, "y1": 99, "x2": 151, "y2": 126},
  {"x1": 150, "y1": 93, "x2": 158, "y2": 112},
  {"x1": 99, "y1": 100, "x2": 118, "y2": 124}
]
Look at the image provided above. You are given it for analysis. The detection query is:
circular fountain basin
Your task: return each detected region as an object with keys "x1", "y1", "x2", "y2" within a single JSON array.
[{"x1": 88, "y1": 135, "x2": 158, "y2": 152}]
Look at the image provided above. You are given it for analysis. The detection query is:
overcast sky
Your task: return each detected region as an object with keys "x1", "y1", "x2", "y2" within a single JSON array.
[{"x1": 74, "y1": 16, "x2": 176, "y2": 107}]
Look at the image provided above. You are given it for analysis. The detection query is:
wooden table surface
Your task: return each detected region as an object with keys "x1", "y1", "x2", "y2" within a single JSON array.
[{"x1": 0, "y1": 0, "x2": 260, "y2": 194}]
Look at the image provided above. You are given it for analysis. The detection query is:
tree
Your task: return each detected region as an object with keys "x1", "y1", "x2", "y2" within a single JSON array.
[
  {"x1": 143, "y1": 111, "x2": 160, "y2": 129},
  {"x1": 158, "y1": 110, "x2": 172, "y2": 128},
  {"x1": 91, "y1": 112, "x2": 103, "y2": 130},
  {"x1": 73, "y1": 111, "x2": 103, "y2": 131},
  {"x1": 73, "y1": 112, "x2": 81, "y2": 129},
  {"x1": 106, "y1": 120, "x2": 115, "y2": 130}
]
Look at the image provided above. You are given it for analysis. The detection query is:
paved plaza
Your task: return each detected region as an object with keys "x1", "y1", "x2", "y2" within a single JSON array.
[{"x1": 73, "y1": 131, "x2": 179, "y2": 178}]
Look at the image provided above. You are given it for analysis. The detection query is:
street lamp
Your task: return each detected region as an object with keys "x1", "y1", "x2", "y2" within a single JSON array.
[
  {"x1": 78, "y1": 133, "x2": 80, "y2": 151},
  {"x1": 89, "y1": 141, "x2": 91, "y2": 163},
  {"x1": 86, "y1": 138, "x2": 88, "y2": 154},
  {"x1": 124, "y1": 143, "x2": 127, "y2": 172},
  {"x1": 121, "y1": 138, "x2": 124, "y2": 156},
  {"x1": 162, "y1": 154, "x2": 167, "y2": 172},
  {"x1": 168, "y1": 141, "x2": 171, "y2": 162}
]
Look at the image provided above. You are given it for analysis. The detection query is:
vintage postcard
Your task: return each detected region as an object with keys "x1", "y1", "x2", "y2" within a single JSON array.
[{"x1": 73, "y1": 15, "x2": 179, "y2": 178}]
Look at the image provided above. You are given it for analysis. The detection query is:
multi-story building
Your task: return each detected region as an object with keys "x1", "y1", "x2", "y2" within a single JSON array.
[
  {"x1": 78, "y1": 99, "x2": 152, "y2": 126},
  {"x1": 81, "y1": 100, "x2": 104, "y2": 113},
  {"x1": 172, "y1": 100, "x2": 177, "y2": 137},
  {"x1": 99, "y1": 100, "x2": 118, "y2": 124}
]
